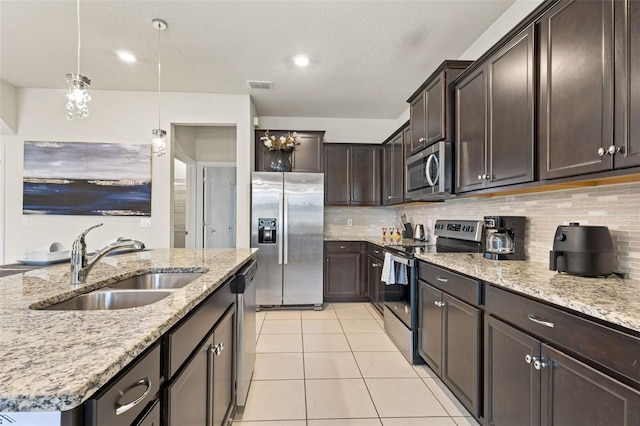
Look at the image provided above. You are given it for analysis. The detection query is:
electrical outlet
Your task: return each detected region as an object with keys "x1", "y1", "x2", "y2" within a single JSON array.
[
  {"x1": 21, "y1": 216, "x2": 29, "y2": 227},
  {"x1": 140, "y1": 218, "x2": 152, "y2": 228},
  {"x1": 347, "y1": 218, "x2": 353, "y2": 227}
]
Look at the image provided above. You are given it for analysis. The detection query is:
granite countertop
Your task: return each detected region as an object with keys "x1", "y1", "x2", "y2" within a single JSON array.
[
  {"x1": 325, "y1": 236, "x2": 431, "y2": 247},
  {"x1": 0, "y1": 248, "x2": 257, "y2": 412},
  {"x1": 326, "y1": 236, "x2": 640, "y2": 333},
  {"x1": 415, "y1": 252, "x2": 640, "y2": 334}
]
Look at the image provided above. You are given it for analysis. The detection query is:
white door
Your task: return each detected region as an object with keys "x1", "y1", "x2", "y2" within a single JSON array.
[{"x1": 203, "y1": 166, "x2": 237, "y2": 248}]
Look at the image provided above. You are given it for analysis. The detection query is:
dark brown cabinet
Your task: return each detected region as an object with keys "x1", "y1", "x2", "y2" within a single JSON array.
[
  {"x1": 417, "y1": 282, "x2": 481, "y2": 417},
  {"x1": 86, "y1": 344, "x2": 162, "y2": 426},
  {"x1": 324, "y1": 144, "x2": 381, "y2": 206},
  {"x1": 538, "y1": 0, "x2": 614, "y2": 179},
  {"x1": 455, "y1": 25, "x2": 535, "y2": 193},
  {"x1": 485, "y1": 316, "x2": 640, "y2": 426},
  {"x1": 484, "y1": 315, "x2": 540, "y2": 426},
  {"x1": 382, "y1": 124, "x2": 407, "y2": 206},
  {"x1": 255, "y1": 130, "x2": 324, "y2": 173},
  {"x1": 407, "y1": 61, "x2": 471, "y2": 157},
  {"x1": 614, "y1": 0, "x2": 640, "y2": 169},
  {"x1": 167, "y1": 306, "x2": 235, "y2": 426},
  {"x1": 324, "y1": 241, "x2": 366, "y2": 302}
]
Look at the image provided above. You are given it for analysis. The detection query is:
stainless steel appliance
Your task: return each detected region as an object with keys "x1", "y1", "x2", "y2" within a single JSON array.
[
  {"x1": 383, "y1": 219, "x2": 484, "y2": 364},
  {"x1": 549, "y1": 222, "x2": 614, "y2": 277},
  {"x1": 483, "y1": 216, "x2": 526, "y2": 260},
  {"x1": 251, "y1": 172, "x2": 324, "y2": 309},
  {"x1": 413, "y1": 224, "x2": 426, "y2": 241},
  {"x1": 405, "y1": 141, "x2": 453, "y2": 201},
  {"x1": 232, "y1": 259, "x2": 257, "y2": 407}
]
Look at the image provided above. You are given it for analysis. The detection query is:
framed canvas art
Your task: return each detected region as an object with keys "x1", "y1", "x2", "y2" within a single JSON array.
[{"x1": 23, "y1": 141, "x2": 152, "y2": 216}]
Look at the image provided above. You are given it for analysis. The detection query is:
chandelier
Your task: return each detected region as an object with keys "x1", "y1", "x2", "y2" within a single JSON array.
[{"x1": 65, "y1": 0, "x2": 91, "y2": 120}]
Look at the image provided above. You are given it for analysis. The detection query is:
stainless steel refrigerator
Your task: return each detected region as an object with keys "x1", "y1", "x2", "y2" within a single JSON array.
[{"x1": 251, "y1": 172, "x2": 324, "y2": 309}]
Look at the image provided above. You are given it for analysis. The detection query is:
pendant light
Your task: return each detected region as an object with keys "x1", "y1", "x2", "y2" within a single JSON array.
[
  {"x1": 65, "y1": 0, "x2": 91, "y2": 120},
  {"x1": 151, "y1": 18, "x2": 167, "y2": 157}
]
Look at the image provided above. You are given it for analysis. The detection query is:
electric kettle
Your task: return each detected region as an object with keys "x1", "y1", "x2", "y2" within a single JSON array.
[{"x1": 414, "y1": 224, "x2": 426, "y2": 241}]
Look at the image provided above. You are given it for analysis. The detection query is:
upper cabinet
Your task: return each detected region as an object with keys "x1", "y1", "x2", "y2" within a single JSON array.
[
  {"x1": 407, "y1": 61, "x2": 472, "y2": 158},
  {"x1": 382, "y1": 123, "x2": 408, "y2": 205},
  {"x1": 455, "y1": 25, "x2": 535, "y2": 193},
  {"x1": 255, "y1": 130, "x2": 325, "y2": 173},
  {"x1": 614, "y1": 0, "x2": 640, "y2": 169},
  {"x1": 538, "y1": 0, "x2": 614, "y2": 180},
  {"x1": 324, "y1": 144, "x2": 381, "y2": 206}
]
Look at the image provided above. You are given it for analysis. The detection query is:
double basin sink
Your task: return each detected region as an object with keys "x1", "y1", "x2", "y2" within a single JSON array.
[{"x1": 41, "y1": 272, "x2": 204, "y2": 311}]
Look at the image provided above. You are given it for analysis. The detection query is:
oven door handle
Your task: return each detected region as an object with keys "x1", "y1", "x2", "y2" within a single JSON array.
[{"x1": 425, "y1": 153, "x2": 439, "y2": 187}]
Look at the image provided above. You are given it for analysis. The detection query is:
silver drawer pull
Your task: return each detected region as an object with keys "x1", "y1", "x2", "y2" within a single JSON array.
[
  {"x1": 374, "y1": 250, "x2": 380, "y2": 254},
  {"x1": 528, "y1": 314, "x2": 555, "y2": 328},
  {"x1": 434, "y1": 301, "x2": 445, "y2": 307},
  {"x1": 435, "y1": 276, "x2": 448, "y2": 283},
  {"x1": 339, "y1": 246, "x2": 347, "y2": 249},
  {"x1": 115, "y1": 378, "x2": 151, "y2": 415}
]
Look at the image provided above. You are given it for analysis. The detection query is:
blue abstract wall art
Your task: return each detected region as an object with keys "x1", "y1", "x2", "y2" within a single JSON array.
[{"x1": 23, "y1": 141, "x2": 152, "y2": 216}]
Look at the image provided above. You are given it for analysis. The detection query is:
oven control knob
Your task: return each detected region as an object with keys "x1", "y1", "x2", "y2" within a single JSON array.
[{"x1": 556, "y1": 233, "x2": 566, "y2": 242}]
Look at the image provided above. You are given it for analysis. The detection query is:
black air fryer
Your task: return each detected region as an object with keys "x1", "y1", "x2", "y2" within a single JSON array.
[{"x1": 549, "y1": 222, "x2": 614, "y2": 277}]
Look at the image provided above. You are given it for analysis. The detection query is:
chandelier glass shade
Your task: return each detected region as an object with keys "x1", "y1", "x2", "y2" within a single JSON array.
[{"x1": 66, "y1": 0, "x2": 91, "y2": 120}]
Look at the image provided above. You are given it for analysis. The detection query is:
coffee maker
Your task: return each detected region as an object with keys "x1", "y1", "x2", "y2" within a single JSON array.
[{"x1": 483, "y1": 216, "x2": 526, "y2": 260}]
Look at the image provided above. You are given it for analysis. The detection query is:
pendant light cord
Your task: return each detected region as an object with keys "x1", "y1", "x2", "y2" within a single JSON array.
[
  {"x1": 76, "y1": 0, "x2": 81, "y2": 76},
  {"x1": 157, "y1": 24, "x2": 162, "y2": 130}
]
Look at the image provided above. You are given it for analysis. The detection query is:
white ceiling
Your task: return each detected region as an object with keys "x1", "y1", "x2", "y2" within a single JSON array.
[{"x1": 0, "y1": 0, "x2": 515, "y2": 119}]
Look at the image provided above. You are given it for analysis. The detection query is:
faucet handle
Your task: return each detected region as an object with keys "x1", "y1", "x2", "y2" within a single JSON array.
[{"x1": 75, "y1": 223, "x2": 104, "y2": 242}]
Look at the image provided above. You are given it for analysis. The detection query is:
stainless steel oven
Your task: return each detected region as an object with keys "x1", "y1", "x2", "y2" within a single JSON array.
[{"x1": 405, "y1": 141, "x2": 453, "y2": 201}]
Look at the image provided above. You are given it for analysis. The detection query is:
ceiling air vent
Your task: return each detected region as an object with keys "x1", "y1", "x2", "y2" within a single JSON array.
[{"x1": 247, "y1": 80, "x2": 274, "y2": 90}]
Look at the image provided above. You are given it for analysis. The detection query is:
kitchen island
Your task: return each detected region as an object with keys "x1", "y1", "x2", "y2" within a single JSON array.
[{"x1": 0, "y1": 248, "x2": 256, "y2": 420}]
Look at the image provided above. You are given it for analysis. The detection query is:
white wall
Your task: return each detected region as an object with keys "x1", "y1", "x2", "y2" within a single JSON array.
[
  {"x1": 174, "y1": 126, "x2": 197, "y2": 159},
  {"x1": 458, "y1": 0, "x2": 545, "y2": 60},
  {"x1": 3, "y1": 88, "x2": 253, "y2": 262},
  {"x1": 196, "y1": 126, "x2": 237, "y2": 162},
  {"x1": 1, "y1": 80, "x2": 18, "y2": 134},
  {"x1": 257, "y1": 116, "x2": 398, "y2": 144}
]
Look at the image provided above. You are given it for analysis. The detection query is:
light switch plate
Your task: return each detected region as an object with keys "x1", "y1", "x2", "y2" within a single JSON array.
[
  {"x1": 347, "y1": 218, "x2": 353, "y2": 227},
  {"x1": 140, "y1": 218, "x2": 152, "y2": 228},
  {"x1": 21, "y1": 216, "x2": 29, "y2": 227}
]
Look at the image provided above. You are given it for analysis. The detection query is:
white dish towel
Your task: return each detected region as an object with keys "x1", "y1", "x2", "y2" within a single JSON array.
[{"x1": 381, "y1": 252, "x2": 408, "y2": 285}]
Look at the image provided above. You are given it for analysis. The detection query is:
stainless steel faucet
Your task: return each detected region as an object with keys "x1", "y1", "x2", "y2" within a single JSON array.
[{"x1": 70, "y1": 223, "x2": 145, "y2": 285}]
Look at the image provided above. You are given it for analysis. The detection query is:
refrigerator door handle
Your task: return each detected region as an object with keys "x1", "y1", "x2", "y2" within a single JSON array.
[
  {"x1": 284, "y1": 193, "x2": 289, "y2": 265},
  {"x1": 278, "y1": 193, "x2": 284, "y2": 265}
]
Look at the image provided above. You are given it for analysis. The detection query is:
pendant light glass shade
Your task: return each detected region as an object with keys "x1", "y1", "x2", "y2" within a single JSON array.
[
  {"x1": 66, "y1": 0, "x2": 91, "y2": 120},
  {"x1": 152, "y1": 18, "x2": 167, "y2": 157}
]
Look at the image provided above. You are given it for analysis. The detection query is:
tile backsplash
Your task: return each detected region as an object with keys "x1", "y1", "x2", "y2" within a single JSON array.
[{"x1": 325, "y1": 181, "x2": 640, "y2": 279}]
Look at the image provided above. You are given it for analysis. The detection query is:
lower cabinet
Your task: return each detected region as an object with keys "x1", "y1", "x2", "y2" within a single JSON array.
[
  {"x1": 134, "y1": 400, "x2": 160, "y2": 426},
  {"x1": 365, "y1": 245, "x2": 384, "y2": 312},
  {"x1": 417, "y1": 281, "x2": 481, "y2": 417},
  {"x1": 324, "y1": 241, "x2": 366, "y2": 302},
  {"x1": 85, "y1": 343, "x2": 162, "y2": 426},
  {"x1": 485, "y1": 315, "x2": 640, "y2": 426},
  {"x1": 167, "y1": 306, "x2": 235, "y2": 426}
]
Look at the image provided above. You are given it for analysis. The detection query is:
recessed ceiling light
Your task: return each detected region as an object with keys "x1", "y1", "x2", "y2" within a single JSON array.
[
  {"x1": 117, "y1": 51, "x2": 137, "y2": 63},
  {"x1": 293, "y1": 55, "x2": 310, "y2": 67}
]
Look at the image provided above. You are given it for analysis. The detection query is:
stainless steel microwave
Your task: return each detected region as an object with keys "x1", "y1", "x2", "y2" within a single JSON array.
[{"x1": 405, "y1": 141, "x2": 454, "y2": 201}]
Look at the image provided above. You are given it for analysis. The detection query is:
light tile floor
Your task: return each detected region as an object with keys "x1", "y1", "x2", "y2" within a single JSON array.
[{"x1": 234, "y1": 303, "x2": 480, "y2": 426}]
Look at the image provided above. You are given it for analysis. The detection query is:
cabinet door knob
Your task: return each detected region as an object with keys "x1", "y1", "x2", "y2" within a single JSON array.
[
  {"x1": 524, "y1": 354, "x2": 536, "y2": 364},
  {"x1": 419, "y1": 137, "x2": 426, "y2": 143},
  {"x1": 534, "y1": 358, "x2": 548, "y2": 370},
  {"x1": 607, "y1": 145, "x2": 623, "y2": 155},
  {"x1": 597, "y1": 147, "x2": 606, "y2": 157}
]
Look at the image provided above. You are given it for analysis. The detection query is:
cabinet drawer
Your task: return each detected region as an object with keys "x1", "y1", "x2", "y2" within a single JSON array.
[
  {"x1": 366, "y1": 243, "x2": 384, "y2": 259},
  {"x1": 86, "y1": 343, "x2": 161, "y2": 426},
  {"x1": 485, "y1": 285, "x2": 640, "y2": 385},
  {"x1": 418, "y1": 262, "x2": 482, "y2": 306},
  {"x1": 325, "y1": 241, "x2": 362, "y2": 253},
  {"x1": 165, "y1": 278, "x2": 235, "y2": 379}
]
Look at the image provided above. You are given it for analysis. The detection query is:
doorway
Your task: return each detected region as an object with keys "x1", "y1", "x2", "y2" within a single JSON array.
[
  {"x1": 199, "y1": 164, "x2": 237, "y2": 248},
  {"x1": 0, "y1": 139, "x2": 4, "y2": 263}
]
